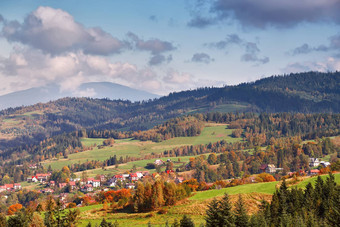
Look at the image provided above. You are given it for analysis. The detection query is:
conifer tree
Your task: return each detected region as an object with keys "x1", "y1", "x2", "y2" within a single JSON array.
[
  {"x1": 172, "y1": 219, "x2": 180, "y2": 227},
  {"x1": 327, "y1": 187, "x2": 340, "y2": 226},
  {"x1": 234, "y1": 195, "x2": 249, "y2": 227},
  {"x1": 180, "y1": 215, "x2": 195, "y2": 227},
  {"x1": 205, "y1": 199, "x2": 221, "y2": 227},
  {"x1": 219, "y1": 193, "x2": 235, "y2": 227}
]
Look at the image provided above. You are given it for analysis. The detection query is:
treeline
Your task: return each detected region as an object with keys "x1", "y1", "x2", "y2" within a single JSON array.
[
  {"x1": 1, "y1": 132, "x2": 82, "y2": 162},
  {"x1": 132, "y1": 116, "x2": 204, "y2": 142}
]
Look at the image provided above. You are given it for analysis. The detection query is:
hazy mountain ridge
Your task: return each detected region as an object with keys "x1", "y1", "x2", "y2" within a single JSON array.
[{"x1": 0, "y1": 82, "x2": 160, "y2": 110}]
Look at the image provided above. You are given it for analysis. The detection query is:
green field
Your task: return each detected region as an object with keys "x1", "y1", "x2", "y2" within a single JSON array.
[
  {"x1": 190, "y1": 181, "x2": 278, "y2": 201},
  {"x1": 43, "y1": 124, "x2": 241, "y2": 170},
  {"x1": 294, "y1": 173, "x2": 340, "y2": 189}
]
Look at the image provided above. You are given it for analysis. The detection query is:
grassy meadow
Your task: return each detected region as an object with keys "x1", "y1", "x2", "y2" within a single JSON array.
[{"x1": 42, "y1": 124, "x2": 241, "y2": 171}]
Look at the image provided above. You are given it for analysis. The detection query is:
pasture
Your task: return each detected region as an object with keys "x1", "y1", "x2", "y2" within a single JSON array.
[{"x1": 42, "y1": 124, "x2": 241, "y2": 170}]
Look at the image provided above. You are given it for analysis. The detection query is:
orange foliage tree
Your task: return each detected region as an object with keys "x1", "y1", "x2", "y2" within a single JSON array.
[{"x1": 7, "y1": 203, "x2": 23, "y2": 215}]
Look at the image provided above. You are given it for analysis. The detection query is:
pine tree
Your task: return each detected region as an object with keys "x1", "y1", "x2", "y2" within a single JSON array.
[
  {"x1": 234, "y1": 195, "x2": 249, "y2": 227},
  {"x1": 172, "y1": 219, "x2": 180, "y2": 227},
  {"x1": 205, "y1": 199, "x2": 221, "y2": 227},
  {"x1": 327, "y1": 187, "x2": 340, "y2": 226},
  {"x1": 180, "y1": 215, "x2": 195, "y2": 227},
  {"x1": 219, "y1": 193, "x2": 235, "y2": 227}
]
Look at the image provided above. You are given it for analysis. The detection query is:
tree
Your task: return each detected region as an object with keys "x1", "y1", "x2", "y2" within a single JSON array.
[
  {"x1": 7, "y1": 203, "x2": 23, "y2": 215},
  {"x1": 0, "y1": 213, "x2": 7, "y2": 227},
  {"x1": 172, "y1": 219, "x2": 180, "y2": 227},
  {"x1": 205, "y1": 199, "x2": 221, "y2": 227},
  {"x1": 29, "y1": 213, "x2": 45, "y2": 227},
  {"x1": 234, "y1": 195, "x2": 249, "y2": 227},
  {"x1": 205, "y1": 193, "x2": 234, "y2": 227},
  {"x1": 219, "y1": 194, "x2": 235, "y2": 227},
  {"x1": 180, "y1": 215, "x2": 194, "y2": 227}
]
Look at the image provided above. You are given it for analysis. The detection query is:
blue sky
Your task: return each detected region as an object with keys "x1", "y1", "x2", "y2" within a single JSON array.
[{"x1": 0, "y1": 0, "x2": 339, "y2": 96}]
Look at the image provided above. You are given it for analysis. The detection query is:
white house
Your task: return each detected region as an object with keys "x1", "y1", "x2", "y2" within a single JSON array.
[
  {"x1": 92, "y1": 180, "x2": 101, "y2": 188},
  {"x1": 309, "y1": 158, "x2": 320, "y2": 167},
  {"x1": 320, "y1": 161, "x2": 330, "y2": 167}
]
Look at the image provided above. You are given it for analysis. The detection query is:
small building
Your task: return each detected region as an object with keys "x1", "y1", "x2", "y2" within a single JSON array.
[
  {"x1": 0, "y1": 186, "x2": 6, "y2": 192},
  {"x1": 99, "y1": 175, "x2": 106, "y2": 182},
  {"x1": 59, "y1": 183, "x2": 67, "y2": 189},
  {"x1": 27, "y1": 176, "x2": 39, "y2": 183},
  {"x1": 5, "y1": 184, "x2": 14, "y2": 191},
  {"x1": 82, "y1": 184, "x2": 93, "y2": 192},
  {"x1": 69, "y1": 181, "x2": 77, "y2": 190},
  {"x1": 154, "y1": 159, "x2": 164, "y2": 166},
  {"x1": 125, "y1": 183, "x2": 135, "y2": 189},
  {"x1": 49, "y1": 181, "x2": 55, "y2": 187},
  {"x1": 175, "y1": 177, "x2": 184, "y2": 184},
  {"x1": 92, "y1": 180, "x2": 101, "y2": 188},
  {"x1": 36, "y1": 173, "x2": 51, "y2": 182},
  {"x1": 42, "y1": 188, "x2": 54, "y2": 194},
  {"x1": 310, "y1": 169, "x2": 320, "y2": 175},
  {"x1": 266, "y1": 164, "x2": 277, "y2": 173},
  {"x1": 13, "y1": 184, "x2": 21, "y2": 190},
  {"x1": 87, "y1": 178, "x2": 95, "y2": 184},
  {"x1": 129, "y1": 173, "x2": 139, "y2": 181},
  {"x1": 122, "y1": 174, "x2": 130, "y2": 180},
  {"x1": 320, "y1": 161, "x2": 330, "y2": 167},
  {"x1": 309, "y1": 158, "x2": 320, "y2": 167}
]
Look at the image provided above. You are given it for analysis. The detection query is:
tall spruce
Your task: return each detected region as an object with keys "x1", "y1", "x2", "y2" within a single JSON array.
[
  {"x1": 180, "y1": 215, "x2": 195, "y2": 227},
  {"x1": 234, "y1": 195, "x2": 249, "y2": 227},
  {"x1": 219, "y1": 193, "x2": 235, "y2": 227}
]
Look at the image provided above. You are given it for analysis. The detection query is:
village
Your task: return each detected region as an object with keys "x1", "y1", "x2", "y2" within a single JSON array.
[{"x1": 0, "y1": 157, "x2": 331, "y2": 203}]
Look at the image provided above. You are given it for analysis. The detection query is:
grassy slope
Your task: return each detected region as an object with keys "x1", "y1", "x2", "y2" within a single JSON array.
[
  {"x1": 43, "y1": 124, "x2": 241, "y2": 170},
  {"x1": 189, "y1": 181, "x2": 279, "y2": 201}
]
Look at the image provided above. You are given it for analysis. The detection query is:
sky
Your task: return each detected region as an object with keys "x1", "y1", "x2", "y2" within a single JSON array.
[{"x1": 0, "y1": 0, "x2": 340, "y2": 96}]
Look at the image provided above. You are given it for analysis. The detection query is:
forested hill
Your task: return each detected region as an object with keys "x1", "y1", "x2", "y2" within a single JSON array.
[
  {"x1": 0, "y1": 71, "x2": 339, "y2": 150},
  {"x1": 209, "y1": 71, "x2": 340, "y2": 112}
]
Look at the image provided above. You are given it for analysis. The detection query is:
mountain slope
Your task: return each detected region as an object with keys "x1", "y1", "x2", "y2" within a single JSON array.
[
  {"x1": 1, "y1": 71, "x2": 339, "y2": 150},
  {"x1": 0, "y1": 82, "x2": 160, "y2": 110}
]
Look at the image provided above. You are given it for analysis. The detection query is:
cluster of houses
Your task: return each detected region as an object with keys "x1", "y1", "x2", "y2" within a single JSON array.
[
  {"x1": 260, "y1": 158, "x2": 331, "y2": 176},
  {"x1": 108, "y1": 171, "x2": 150, "y2": 188},
  {"x1": 309, "y1": 158, "x2": 330, "y2": 168},
  {"x1": 0, "y1": 183, "x2": 22, "y2": 192}
]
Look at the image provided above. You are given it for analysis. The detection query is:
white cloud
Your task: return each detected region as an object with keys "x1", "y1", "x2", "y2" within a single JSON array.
[
  {"x1": 1, "y1": 6, "x2": 126, "y2": 55},
  {"x1": 283, "y1": 57, "x2": 340, "y2": 73}
]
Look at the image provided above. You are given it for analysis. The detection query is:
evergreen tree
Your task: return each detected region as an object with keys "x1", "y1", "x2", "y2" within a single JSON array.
[
  {"x1": 219, "y1": 194, "x2": 235, "y2": 227},
  {"x1": 234, "y1": 195, "x2": 249, "y2": 227},
  {"x1": 180, "y1": 215, "x2": 194, "y2": 227},
  {"x1": 172, "y1": 219, "x2": 180, "y2": 227},
  {"x1": 205, "y1": 199, "x2": 221, "y2": 227},
  {"x1": 327, "y1": 187, "x2": 340, "y2": 226}
]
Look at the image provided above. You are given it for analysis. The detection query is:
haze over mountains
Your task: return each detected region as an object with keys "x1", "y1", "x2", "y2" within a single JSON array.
[{"x1": 0, "y1": 82, "x2": 160, "y2": 110}]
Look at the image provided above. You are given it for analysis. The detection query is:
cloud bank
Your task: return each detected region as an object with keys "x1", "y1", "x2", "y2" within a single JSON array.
[{"x1": 189, "y1": 0, "x2": 340, "y2": 29}]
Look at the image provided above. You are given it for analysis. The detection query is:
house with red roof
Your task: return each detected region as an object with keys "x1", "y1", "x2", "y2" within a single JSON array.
[
  {"x1": 129, "y1": 173, "x2": 139, "y2": 181},
  {"x1": 59, "y1": 183, "x2": 67, "y2": 189},
  {"x1": 92, "y1": 180, "x2": 100, "y2": 188},
  {"x1": 309, "y1": 169, "x2": 320, "y2": 175},
  {"x1": 0, "y1": 186, "x2": 6, "y2": 192}
]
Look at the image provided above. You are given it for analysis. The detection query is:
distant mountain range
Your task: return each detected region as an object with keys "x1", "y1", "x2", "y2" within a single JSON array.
[{"x1": 0, "y1": 82, "x2": 160, "y2": 110}]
